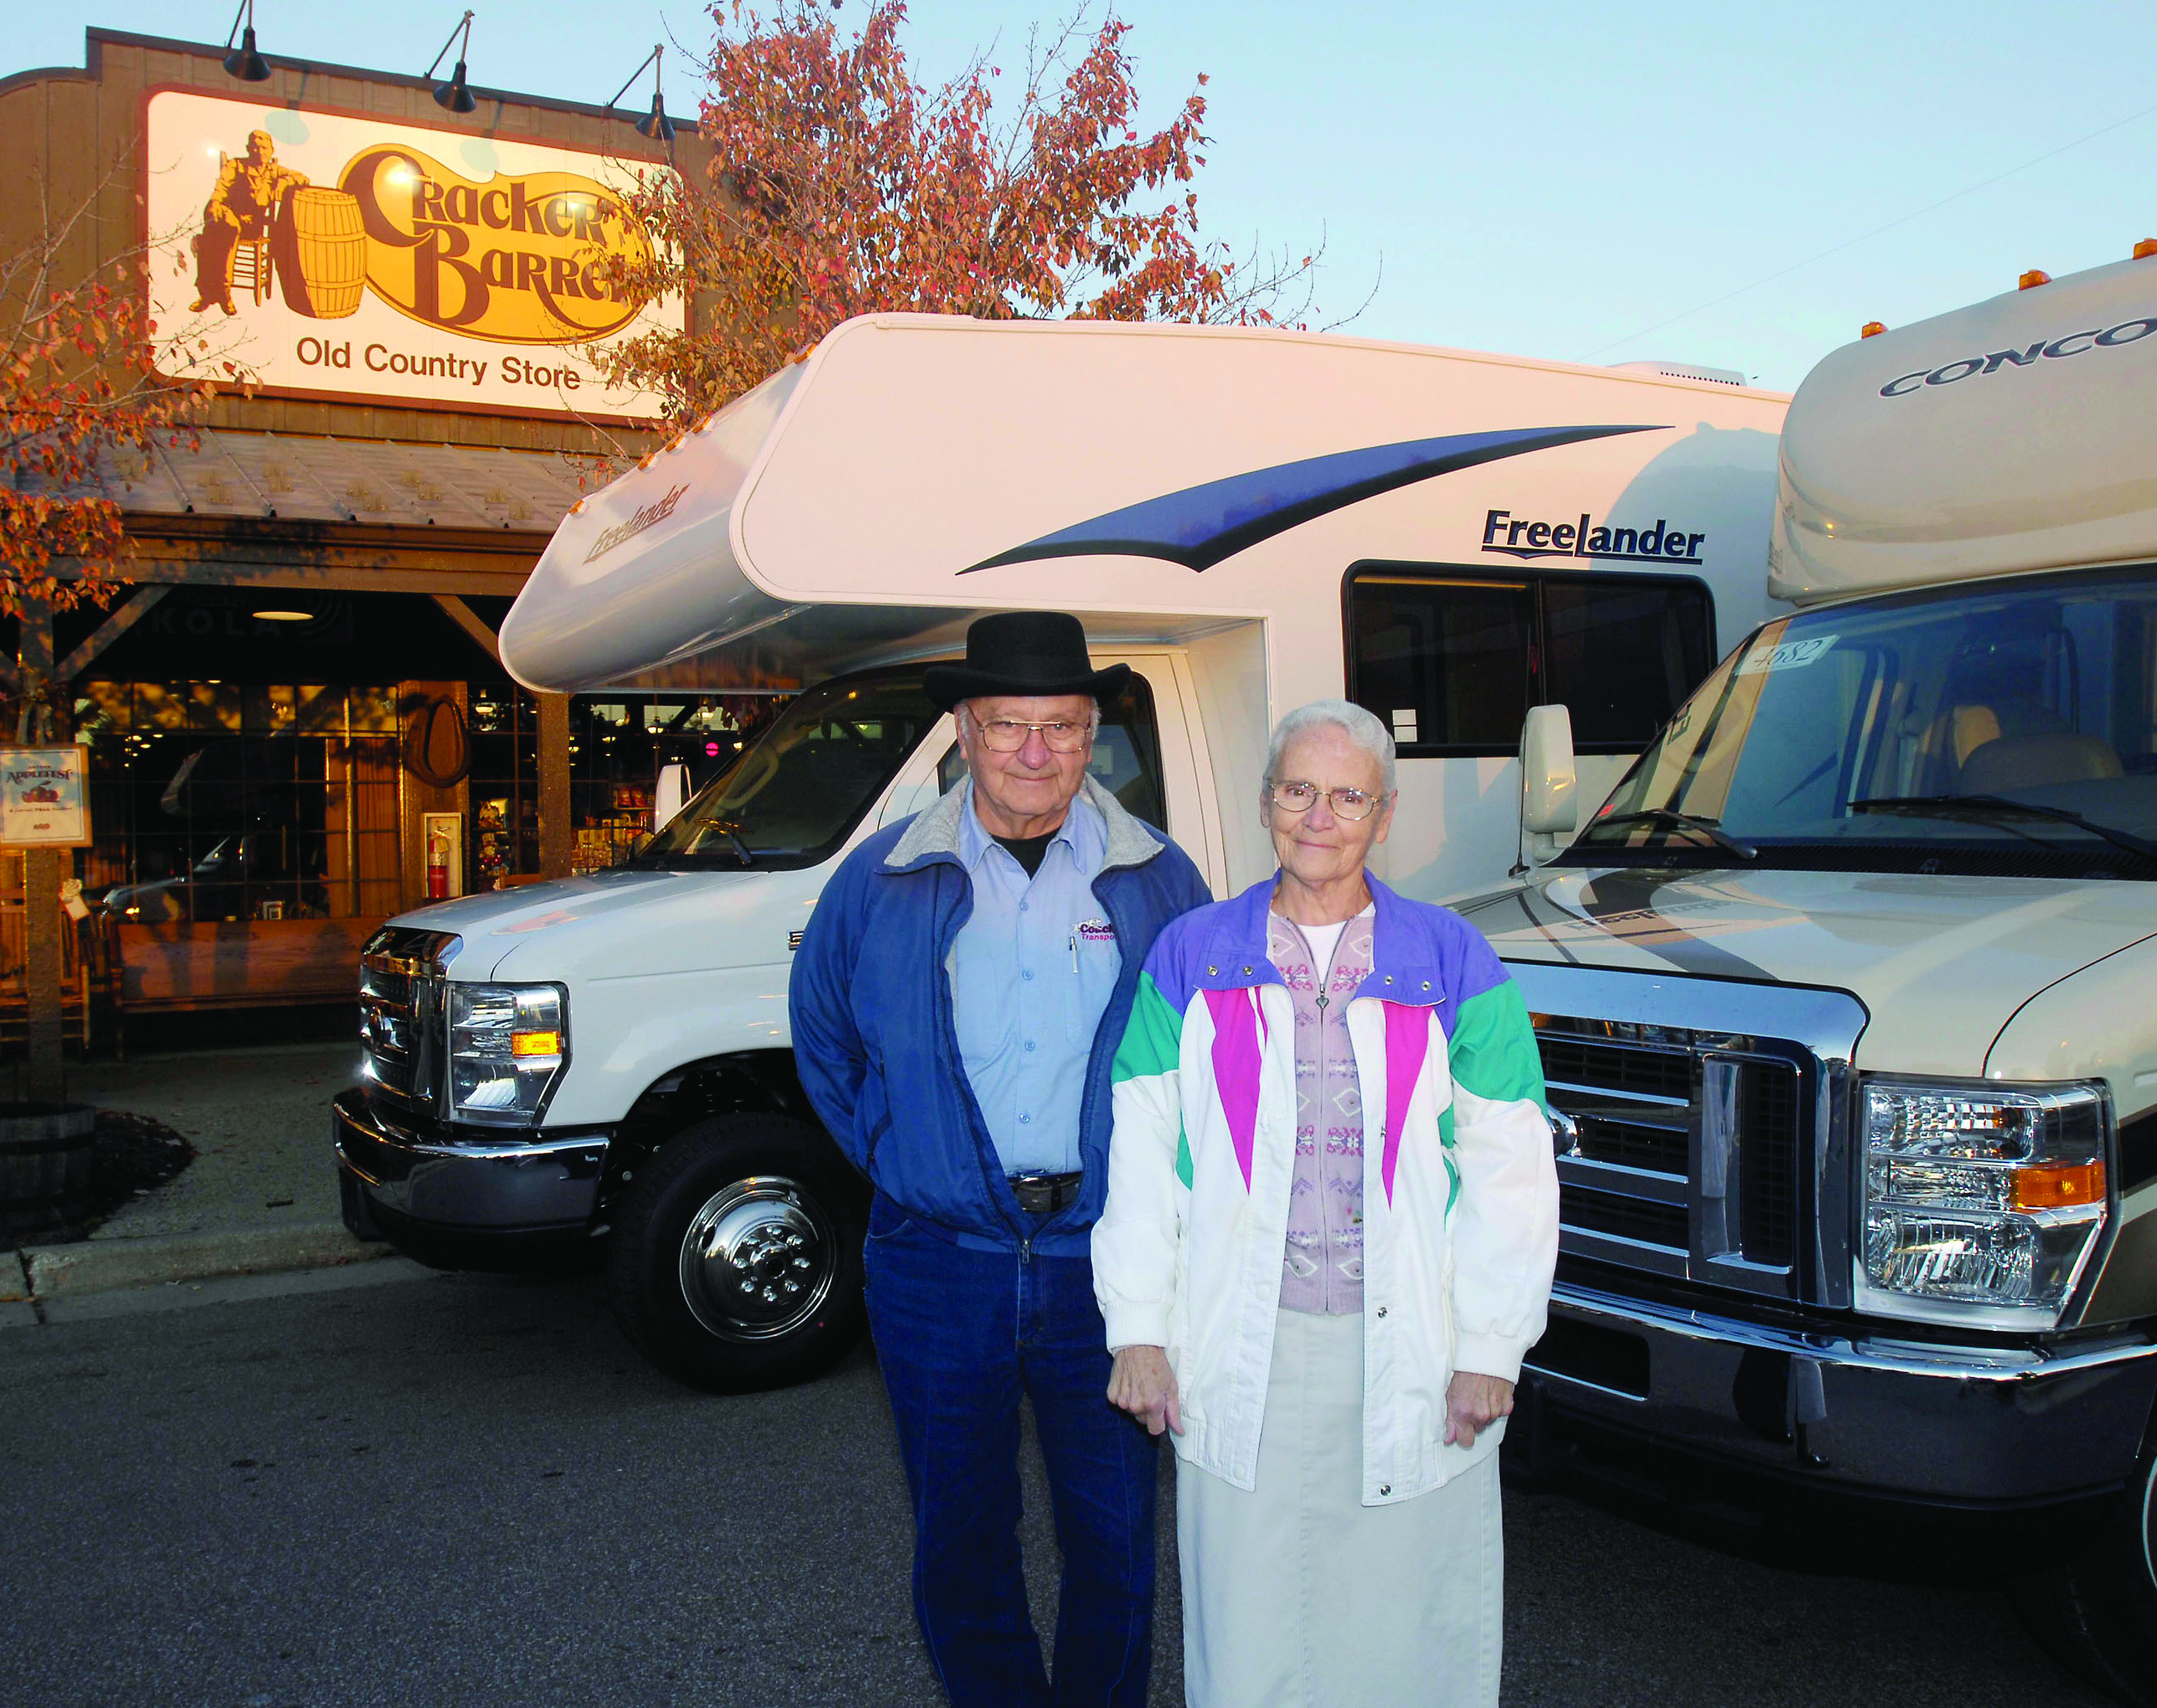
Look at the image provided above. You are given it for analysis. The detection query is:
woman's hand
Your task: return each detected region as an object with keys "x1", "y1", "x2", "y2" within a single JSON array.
[
  {"x1": 1445, "y1": 1371, "x2": 1515, "y2": 1450},
  {"x1": 1107, "y1": 1345, "x2": 1182, "y2": 1436}
]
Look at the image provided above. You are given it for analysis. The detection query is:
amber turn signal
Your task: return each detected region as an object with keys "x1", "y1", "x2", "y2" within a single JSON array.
[
  {"x1": 2019, "y1": 270, "x2": 2052, "y2": 290},
  {"x1": 511, "y1": 1030, "x2": 563, "y2": 1058},
  {"x1": 1859, "y1": 321, "x2": 1885, "y2": 339},
  {"x1": 2010, "y1": 1160, "x2": 2106, "y2": 1211}
]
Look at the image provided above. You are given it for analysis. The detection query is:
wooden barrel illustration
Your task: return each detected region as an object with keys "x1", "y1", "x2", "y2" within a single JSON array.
[{"x1": 273, "y1": 186, "x2": 368, "y2": 320}]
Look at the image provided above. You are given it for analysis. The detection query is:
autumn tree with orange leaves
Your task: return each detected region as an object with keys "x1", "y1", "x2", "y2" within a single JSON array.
[
  {"x1": 595, "y1": 1, "x2": 1319, "y2": 430},
  {"x1": 0, "y1": 180, "x2": 227, "y2": 645}
]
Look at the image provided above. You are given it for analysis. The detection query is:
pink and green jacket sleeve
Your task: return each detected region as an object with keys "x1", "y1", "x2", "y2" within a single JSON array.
[{"x1": 1440, "y1": 959, "x2": 1557, "y2": 1383}]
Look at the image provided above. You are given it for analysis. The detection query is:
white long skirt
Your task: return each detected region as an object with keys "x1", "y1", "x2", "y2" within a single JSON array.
[{"x1": 1176, "y1": 1310, "x2": 1503, "y2": 1708}]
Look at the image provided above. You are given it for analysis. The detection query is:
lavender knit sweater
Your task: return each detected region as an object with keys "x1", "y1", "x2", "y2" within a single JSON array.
[{"x1": 1267, "y1": 906, "x2": 1374, "y2": 1315}]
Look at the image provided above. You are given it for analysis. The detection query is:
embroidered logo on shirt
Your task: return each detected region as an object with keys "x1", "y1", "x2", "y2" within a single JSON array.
[{"x1": 1074, "y1": 919, "x2": 1115, "y2": 944}]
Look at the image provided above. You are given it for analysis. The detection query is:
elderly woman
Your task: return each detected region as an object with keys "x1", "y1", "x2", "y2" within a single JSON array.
[{"x1": 1094, "y1": 699, "x2": 1559, "y2": 1707}]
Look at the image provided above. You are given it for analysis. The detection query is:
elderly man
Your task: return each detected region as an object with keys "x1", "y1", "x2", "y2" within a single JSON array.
[{"x1": 791, "y1": 611, "x2": 1211, "y2": 1708}]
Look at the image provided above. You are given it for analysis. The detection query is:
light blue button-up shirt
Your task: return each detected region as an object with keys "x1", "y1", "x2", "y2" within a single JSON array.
[{"x1": 950, "y1": 783, "x2": 1122, "y2": 1175}]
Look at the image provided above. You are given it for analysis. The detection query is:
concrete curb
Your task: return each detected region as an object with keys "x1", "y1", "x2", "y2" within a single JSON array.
[{"x1": 6, "y1": 1222, "x2": 394, "y2": 1302}]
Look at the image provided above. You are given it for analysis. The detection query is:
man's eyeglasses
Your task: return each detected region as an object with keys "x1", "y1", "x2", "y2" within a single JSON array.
[
  {"x1": 971, "y1": 716, "x2": 1094, "y2": 754},
  {"x1": 1269, "y1": 781, "x2": 1385, "y2": 821}
]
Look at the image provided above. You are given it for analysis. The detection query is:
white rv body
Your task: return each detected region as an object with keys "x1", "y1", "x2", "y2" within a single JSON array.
[
  {"x1": 502, "y1": 314, "x2": 1789, "y2": 899},
  {"x1": 335, "y1": 313, "x2": 1787, "y2": 1394}
]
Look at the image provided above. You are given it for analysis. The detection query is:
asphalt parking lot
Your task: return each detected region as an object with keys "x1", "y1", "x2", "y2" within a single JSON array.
[{"x1": 3, "y1": 1262, "x2": 2113, "y2": 1708}]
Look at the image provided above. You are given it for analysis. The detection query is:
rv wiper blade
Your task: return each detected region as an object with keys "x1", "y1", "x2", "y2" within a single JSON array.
[
  {"x1": 625, "y1": 849, "x2": 757, "y2": 872},
  {"x1": 1585, "y1": 808, "x2": 1757, "y2": 860},
  {"x1": 1850, "y1": 795, "x2": 2157, "y2": 862},
  {"x1": 703, "y1": 826, "x2": 757, "y2": 866}
]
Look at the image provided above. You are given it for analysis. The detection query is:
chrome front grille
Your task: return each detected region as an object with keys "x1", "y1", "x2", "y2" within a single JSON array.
[
  {"x1": 1512, "y1": 962, "x2": 1866, "y2": 1309},
  {"x1": 1736, "y1": 1060, "x2": 1801, "y2": 1267},
  {"x1": 1527, "y1": 997, "x2": 1832, "y2": 1301},
  {"x1": 359, "y1": 927, "x2": 460, "y2": 1118},
  {"x1": 1539, "y1": 1022, "x2": 1812, "y2": 1296}
]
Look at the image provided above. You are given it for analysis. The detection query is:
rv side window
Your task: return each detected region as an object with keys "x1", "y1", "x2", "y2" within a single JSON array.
[
  {"x1": 1346, "y1": 567, "x2": 1714, "y2": 756},
  {"x1": 933, "y1": 675, "x2": 1167, "y2": 830},
  {"x1": 1348, "y1": 576, "x2": 1532, "y2": 752},
  {"x1": 1542, "y1": 578, "x2": 1716, "y2": 750}
]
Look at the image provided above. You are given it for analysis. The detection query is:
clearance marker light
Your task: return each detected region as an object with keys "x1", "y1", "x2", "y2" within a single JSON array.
[
  {"x1": 2136, "y1": 239, "x2": 2157, "y2": 260},
  {"x1": 1860, "y1": 321, "x2": 1885, "y2": 339},
  {"x1": 2019, "y1": 269, "x2": 2052, "y2": 290},
  {"x1": 2011, "y1": 1160, "x2": 2106, "y2": 1211}
]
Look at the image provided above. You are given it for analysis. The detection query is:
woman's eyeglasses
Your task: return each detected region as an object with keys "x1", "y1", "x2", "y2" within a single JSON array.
[
  {"x1": 1269, "y1": 781, "x2": 1384, "y2": 821},
  {"x1": 971, "y1": 716, "x2": 1093, "y2": 753}
]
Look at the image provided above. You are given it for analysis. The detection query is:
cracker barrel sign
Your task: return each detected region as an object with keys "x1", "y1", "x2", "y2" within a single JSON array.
[{"x1": 145, "y1": 90, "x2": 680, "y2": 419}]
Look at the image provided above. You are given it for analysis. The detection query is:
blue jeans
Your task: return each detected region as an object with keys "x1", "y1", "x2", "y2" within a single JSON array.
[{"x1": 863, "y1": 1192, "x2": 1156, "y2": 1708}]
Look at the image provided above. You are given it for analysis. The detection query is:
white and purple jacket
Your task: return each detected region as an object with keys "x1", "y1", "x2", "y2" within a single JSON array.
[{"x1": 1093, "y1": 874, "x2": 1559, "y2": 1504}]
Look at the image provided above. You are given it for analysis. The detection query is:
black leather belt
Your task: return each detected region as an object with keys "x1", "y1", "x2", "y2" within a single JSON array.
[{"x1": 1007, "y1": 1170, "x2": 1083, "y2": 1215}]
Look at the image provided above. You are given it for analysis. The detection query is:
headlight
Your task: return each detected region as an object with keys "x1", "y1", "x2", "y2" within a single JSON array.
[
  {"x1": 446, "y1": 983, "x2": 568, "y2": 1127},
  {"x1": 1858, "y1": 1078, "x2": 2109, "y2": 1328}
]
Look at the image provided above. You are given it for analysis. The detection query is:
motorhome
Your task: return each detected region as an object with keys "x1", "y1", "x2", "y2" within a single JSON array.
[
  {"x1": 1471, "y1": 256, "x2": 2157, "y2": 1702},
  {"x1": 332, "y1": 314, "x2": 1787, "y2": 1396}
]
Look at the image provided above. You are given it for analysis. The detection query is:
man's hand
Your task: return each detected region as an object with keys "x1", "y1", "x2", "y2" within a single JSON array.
[
  {"x1": 1107, "y1": 1345, "x2": 1181, "y2": 1436},
  {"x1": 1445, "y1": 1371, "x2": 1514, "y2": 1450}
]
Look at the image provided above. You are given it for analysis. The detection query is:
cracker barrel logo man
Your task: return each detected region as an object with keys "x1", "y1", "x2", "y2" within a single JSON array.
[{"x1": 191, "y1": 129, "x2": 313, "y2": 315}]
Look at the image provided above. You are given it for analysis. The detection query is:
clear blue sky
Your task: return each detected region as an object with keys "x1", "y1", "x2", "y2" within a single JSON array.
[{"x1": 17, "y1": 2, "x2": 2157, "y2": 390}]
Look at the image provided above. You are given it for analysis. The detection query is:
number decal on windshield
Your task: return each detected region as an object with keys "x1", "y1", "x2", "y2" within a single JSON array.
[{"x1": 1735, "y1": 634, "x2": 1838, "y2": 676}]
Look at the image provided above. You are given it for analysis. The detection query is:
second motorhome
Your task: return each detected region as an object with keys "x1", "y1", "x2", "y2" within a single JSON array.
[
  {"x1": 1473, "y1": 254, "x2": 2157, "y2": 1705},
  {"x1": 332, "y1": 314, "x2": 1786, "y2": 1394}
]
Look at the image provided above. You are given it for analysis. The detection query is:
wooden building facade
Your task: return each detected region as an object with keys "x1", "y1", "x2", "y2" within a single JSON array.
[{"x1": 1, "y1": 28, "x2": 763, "y2": 1038}]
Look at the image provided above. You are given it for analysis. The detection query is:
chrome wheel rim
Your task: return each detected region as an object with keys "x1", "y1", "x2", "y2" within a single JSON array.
[{"x1": 678, "y1": 1176, "x2": 837, "y2": 1343}]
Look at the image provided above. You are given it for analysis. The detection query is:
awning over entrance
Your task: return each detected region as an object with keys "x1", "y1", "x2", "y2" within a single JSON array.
[{"x1": 20, "y1": 428, "x2": 594, "y2": 533}]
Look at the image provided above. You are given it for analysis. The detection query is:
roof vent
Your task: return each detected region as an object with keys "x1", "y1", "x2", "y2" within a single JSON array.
[{"x1": 1608, "y1": 360, "x2": 1749, "y2": 388}]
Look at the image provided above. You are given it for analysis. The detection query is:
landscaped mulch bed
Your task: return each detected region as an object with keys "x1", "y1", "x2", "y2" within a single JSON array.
[{"x1": 2, "y1": 1110, "x2": 195, "y2": 1245}]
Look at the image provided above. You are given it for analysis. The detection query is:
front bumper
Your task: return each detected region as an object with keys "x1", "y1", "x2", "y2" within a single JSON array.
[
  {"x1": 332, "y1": 1088, "x2": 610, "y2": 1271},
  {"x1": 1517, "y1": 1279, "x2": 2157, "y2": 1509}
]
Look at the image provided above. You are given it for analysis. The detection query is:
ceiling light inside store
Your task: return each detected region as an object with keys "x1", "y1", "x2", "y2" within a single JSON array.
[{"x1": 253, "y1": 609, "x2": 313, "y2": 622}]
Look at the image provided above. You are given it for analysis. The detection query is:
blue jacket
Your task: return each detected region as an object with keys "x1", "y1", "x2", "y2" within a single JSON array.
[{"x1": 790, "y1": 776, "x2": 1212, "y2": 1257}]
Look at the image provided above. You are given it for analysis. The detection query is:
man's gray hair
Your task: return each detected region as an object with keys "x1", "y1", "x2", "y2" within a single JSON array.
[{"x1": 1263, "y1": 699, "x2": 1396, "y2": 796}]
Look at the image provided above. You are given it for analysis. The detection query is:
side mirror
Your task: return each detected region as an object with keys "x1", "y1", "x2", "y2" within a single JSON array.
[
  {"x1": 655, "y1": 762, "x2": 691, "y2": 829},
  {"x1": 1521, "y1": 704, "x2": 1578, "y2": 835}
]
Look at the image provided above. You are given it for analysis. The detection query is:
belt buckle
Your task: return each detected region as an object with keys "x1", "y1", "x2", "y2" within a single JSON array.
[{"x1": 1009, "y1": 1170, "x2": 1076, "y2": 1215}]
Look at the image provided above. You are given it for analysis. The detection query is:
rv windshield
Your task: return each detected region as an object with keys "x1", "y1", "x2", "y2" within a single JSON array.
[
  {"x1": 1568, "y1": 566, "x2": 2157, "y2": 877},
  {"x1": 635, "y1": 672, "x2": 942, "y2": 871}
]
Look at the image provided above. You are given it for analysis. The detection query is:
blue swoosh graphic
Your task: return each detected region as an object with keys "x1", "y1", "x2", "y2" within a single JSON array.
[{"x1": 961, "y1": 423, "x2": 1666, "y2": 574}]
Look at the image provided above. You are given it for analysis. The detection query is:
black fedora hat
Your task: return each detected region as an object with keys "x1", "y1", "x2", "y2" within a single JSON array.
[{"x1": 922, "y1": 612, "x2": 1131, "y2": 712}]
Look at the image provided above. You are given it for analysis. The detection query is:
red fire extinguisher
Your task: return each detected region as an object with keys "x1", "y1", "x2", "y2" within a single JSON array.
[{"x1": 427, "y1": 824, "x2": 451, "y2": 900}]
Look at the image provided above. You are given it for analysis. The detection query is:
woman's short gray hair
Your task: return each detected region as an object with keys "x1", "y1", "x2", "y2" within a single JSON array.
[{"x1": 1263, "y1": 699, "x2": 1396, "y2": 796}]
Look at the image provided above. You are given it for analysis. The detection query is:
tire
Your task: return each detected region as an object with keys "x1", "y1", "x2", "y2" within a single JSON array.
[
  {"x1": 606, "y1": 1113, "x2": 866, "y2": 1394},
  {"x1": 2023, "y1": 1420, "x2": 2157, "y2": 1706}
]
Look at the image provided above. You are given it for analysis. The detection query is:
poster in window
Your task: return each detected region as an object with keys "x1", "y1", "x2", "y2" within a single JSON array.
[{"x1": 0, "y1": 747, "x2": 92, "y2": 848}]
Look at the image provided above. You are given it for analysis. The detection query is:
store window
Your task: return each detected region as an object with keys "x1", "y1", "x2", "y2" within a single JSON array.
[
  {"x1": 467, "y1": 685, "x2": 539, "y2": 888},
  {"x1": 1346, "y1": 566, "x2": 1716, "y2": 756},
  {"x1": 75, "y1": 675, "x2": 804, "y2": 916},
  {"x1": 76, "y1": 680, "x2": 401, "y2": 923}
]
